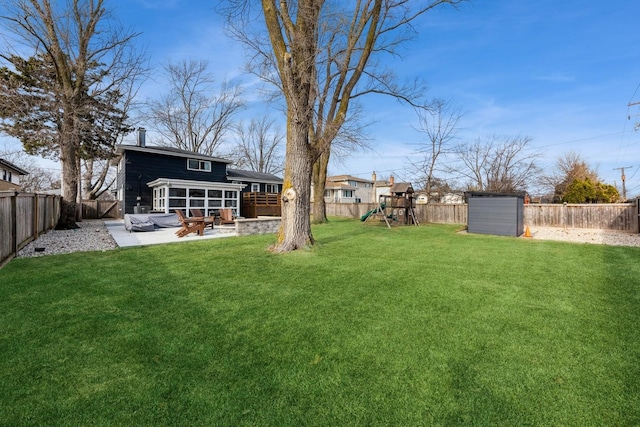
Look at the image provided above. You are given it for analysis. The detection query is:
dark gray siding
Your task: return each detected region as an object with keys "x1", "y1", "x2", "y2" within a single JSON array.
[
  {"x1": 247, "y1": 183, "x2": 281, "y2": 193},
  {"x1": 121, "y1": 150, "x2": 227, "y2": 215},
  {"x1": 467, "y1": 194, "x2": 524, "y2": 237}
]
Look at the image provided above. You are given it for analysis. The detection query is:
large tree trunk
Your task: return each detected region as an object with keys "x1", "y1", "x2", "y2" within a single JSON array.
[
  {"x1": 311, "y1": 150, "x2": 329, "y2": 224},
  {"x1": 272, "y1": 119, "x2": 314, "y2": 252},
  {"x1": 58, "y1": 127, "x2": 79, "y2": 228}
]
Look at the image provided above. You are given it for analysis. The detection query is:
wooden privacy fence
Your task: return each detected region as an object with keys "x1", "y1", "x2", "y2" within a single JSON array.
[
  {"x1": 322, "y1": 201, "x2": 639, "y2": 232},
  {"x1": 81, "y1": 199, "x2": 120, "y2": 219},
  {"x1": 524, "y1": 203, "x2": 637, "y2": 231},
  {"x1": 1, "y1": 191, "x2": 61, "y2": 266}
]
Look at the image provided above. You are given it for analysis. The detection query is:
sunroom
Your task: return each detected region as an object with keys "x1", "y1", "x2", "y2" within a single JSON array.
[{"x1": 147, "y1": 178, "x2": 246, "y2": 218}]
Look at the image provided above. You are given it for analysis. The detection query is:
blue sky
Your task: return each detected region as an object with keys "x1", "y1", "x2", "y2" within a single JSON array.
[{"x1": 4, "y1": 0, "x2": 640, "y2": 196}]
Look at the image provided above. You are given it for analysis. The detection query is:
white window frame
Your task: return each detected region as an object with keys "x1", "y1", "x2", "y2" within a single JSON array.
[
  {"x1": 266, "y1": 184, "x2": 278, "y2": 193},
  {"x1": 251, "y1": 183, "x2": 260, "y2": 192},
  {"x1": 147, "y1": 178, "x2": 245, "y2": 216},
  {"x1": 187, "y1": 159, "x2": 212, "y2": 172}
]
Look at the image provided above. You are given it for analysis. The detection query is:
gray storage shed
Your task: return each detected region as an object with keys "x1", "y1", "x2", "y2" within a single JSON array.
[{"x1": 465, "y1": 192, "x2": 525, "y2": 237}]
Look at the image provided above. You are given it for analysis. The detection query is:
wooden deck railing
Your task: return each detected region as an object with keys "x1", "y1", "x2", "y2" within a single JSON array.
[{"x1": 242, "y1": 192, "x2": 281, "y2": 218}]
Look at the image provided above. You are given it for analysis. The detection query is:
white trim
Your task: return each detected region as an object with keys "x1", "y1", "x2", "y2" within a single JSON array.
[
  {"x1": 147, "y1": 178, "x2": 246, "y2": 216},
  {"x1": 187, "y1": 158, "x2": 212, "y2": 172},
  {"x1": 146, "y1": 178, "x2": 246, "y2": 191}
]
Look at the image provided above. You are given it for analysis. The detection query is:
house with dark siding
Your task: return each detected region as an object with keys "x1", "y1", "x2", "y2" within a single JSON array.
[{"x1": 113, "y1": 129, "x2": 282, "y2": 218}]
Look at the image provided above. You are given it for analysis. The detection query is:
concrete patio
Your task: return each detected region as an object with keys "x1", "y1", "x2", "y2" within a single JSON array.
[{"x1": 104, "y1": 219, "x2": 237, "y2": 248}]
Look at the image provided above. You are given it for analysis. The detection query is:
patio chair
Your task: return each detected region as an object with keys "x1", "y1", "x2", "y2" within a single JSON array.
[
  {"x1": 175, "y1": 210, "x2": 205, "y2": 237},
  {"x1": 218, "y1": 208, "x2": 235, "y2": 225},
  {"x1": 190, "y1": 208, "x2": 214, "y2": 229}
]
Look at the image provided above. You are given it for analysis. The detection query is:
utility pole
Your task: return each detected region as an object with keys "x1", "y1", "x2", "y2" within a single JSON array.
[{"x1": 614, "y1": 166, "x2": 633, "y2": 201}]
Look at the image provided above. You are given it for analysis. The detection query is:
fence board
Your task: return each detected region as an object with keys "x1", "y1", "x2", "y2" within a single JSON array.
[
  {"x1": 0, "y1": 192, "x2": 61, "y2": 267},
  {"x1": 81, "y1": 200, "x2": 120, "y2": 219},
  {"x1": 524, "y1": 203, "x2": 636, "y2": 231},
  {"x1": 320, "y1": 201, "x2": 638, "y2": 232},
  {"x1": 0, "y1": 194, "x2": 13, "y2": 264}
]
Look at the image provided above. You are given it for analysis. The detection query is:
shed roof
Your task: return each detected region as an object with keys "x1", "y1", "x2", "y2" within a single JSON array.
[{"x1": 464, "y1": 191, "x2": 526, "y2": 199}]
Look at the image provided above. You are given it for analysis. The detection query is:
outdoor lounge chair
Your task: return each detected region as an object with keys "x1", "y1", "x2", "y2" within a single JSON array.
[
  {"x1": 190, "y1": 208, "x2": 214, "y2": 229},
  {"x1": 218, "y1": 208, "x2": 235, "y2": 225},
  {"x1": 175, "y1": 210, "x2": 205, "y2": 237}
]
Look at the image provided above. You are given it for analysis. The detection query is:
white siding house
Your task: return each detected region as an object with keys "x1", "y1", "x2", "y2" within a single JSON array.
[
  {"x1": 0, "y1": 158, "x2": 28, "y2": 191},
  {"x1": 323, "y1": 174, "x2": 375, "y2": 203}
]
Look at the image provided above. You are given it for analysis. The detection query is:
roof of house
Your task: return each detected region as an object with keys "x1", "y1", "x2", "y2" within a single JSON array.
[
  {"x1": 390, "y1": 183, "x2": 414, "y2": 194},
  {"x1": 115, "y1": 144, "x2": 283, "y2": 183},
  {"x1": 327, "y1": 174, "x2": 373, "y2": 184},
  {"x1": 227, "y1": 169, "x2": 283, "y2": 183},
  {"x1": 325, "y1": 182, "x2": 357, "y2": 190},
  {"x1": 115, "y1": 144, "x2": 232, "y2": 164},
  {"x1": 0, "y1": 158, "x2": 29, "y2": 175}
]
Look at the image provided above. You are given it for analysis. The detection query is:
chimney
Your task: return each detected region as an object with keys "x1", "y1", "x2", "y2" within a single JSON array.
[
  {"x1": 137, "y1": 127, "x2": 146, "y2": 147},
  {"x1": 389, "y1": 175, "x2": 395, "y2": 186},
  {"x1": 372, "y1": 171, "x2": 377, "y2": 203}
]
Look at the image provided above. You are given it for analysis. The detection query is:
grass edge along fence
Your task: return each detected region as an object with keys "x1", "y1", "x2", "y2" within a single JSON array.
[
  {"x1": 322, "y1": 201, "x2": 639, "y2": 232},
  {"x1": 0, "y1": 191, "x2": 61, "y2": 267}
]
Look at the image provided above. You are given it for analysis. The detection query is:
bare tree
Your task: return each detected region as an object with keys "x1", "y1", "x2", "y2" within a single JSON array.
[
  {"x1": 410, "y1": 98, "x2": 462, "y2": 201},
  {"x1": 146, "y1": 59, "x2": 244, "y2": 156},
  {"x1": 229, "y1": 116, "x2": 285, "y2": 175},
  {"x1": 82, "y1": 71, "x2": 142, "y2": 200},
  {"x1": 224, "y1": 0, "x2": 465, "y2": 251},
  {"x1": 540, "y1": 151, "x2": 600, "y2": 202},
  {"x1": 0, "y1": 0, "x2": 146, "y2": 223},
  {"x1": 455, "y1": 135, "x2": 541, "y2": 193}
]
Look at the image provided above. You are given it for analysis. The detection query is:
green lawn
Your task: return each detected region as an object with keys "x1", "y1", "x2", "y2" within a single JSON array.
[{"x1": 1, "y1": 218, "x2": 639, "y2": 426}]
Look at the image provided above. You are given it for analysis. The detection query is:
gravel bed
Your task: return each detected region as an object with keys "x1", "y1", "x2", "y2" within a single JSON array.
[
  {"x1": 14, "y1": 221, "x2": 640, "y2": 259},
  {"x1": 526, "y1": 226, "x2": 640, "y2": 247},
  {"x1": 16, "y1": 219, "x2": 118, "y2": 258}
]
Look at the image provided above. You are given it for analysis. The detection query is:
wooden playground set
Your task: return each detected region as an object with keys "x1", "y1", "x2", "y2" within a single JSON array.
[{"x1": 361, "y1": 182, "x2": 419, "y2": 228}]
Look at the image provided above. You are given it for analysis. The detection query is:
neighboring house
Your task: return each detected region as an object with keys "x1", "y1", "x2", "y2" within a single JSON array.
[
  {"x1": 414, "y1": 190, "x2": 463, "y2": 204},
  {"x1": 323, "y1": 181, "x2": 357, "y2": 203},
  {"x1": 441, "y1": 192, "x2": 464, "y2": 204},
  {"x1": 320, "y1": 174, "x2": 375, "y2": 203},
  {"x1": 372, "y1": 173, "x2": 394, "y2": 202},
  {"x1": 0, "y1": 158, "x2": 28, "y2": 191},
  {"x1": 415, "y1": 191, "x2": 429, "y2": 204},
  {"x1": 113, "y1": 129, "x2": 282, "y2": 217}
]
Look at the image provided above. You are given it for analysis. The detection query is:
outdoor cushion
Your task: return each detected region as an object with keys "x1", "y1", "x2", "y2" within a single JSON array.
[{"x1": 129, "y1": 220, "x2": 155, "y2": 232}]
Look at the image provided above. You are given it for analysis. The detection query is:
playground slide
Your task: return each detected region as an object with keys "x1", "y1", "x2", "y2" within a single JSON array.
[
  {"x1": 360, "y1": 208, "x2": 377, "y2": 221},
  {"x1": 360, "y1": 203, "x2": 385, "y2": 221}
]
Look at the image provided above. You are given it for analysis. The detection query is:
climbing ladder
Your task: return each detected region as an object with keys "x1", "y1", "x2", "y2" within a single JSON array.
[{"x1": 408, "y1": 206, "x2": 419, "y2": 226}]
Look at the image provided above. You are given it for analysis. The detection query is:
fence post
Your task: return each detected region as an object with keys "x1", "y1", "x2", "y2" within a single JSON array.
[
  {"x1": 637, "y1": 198, "x2": 640, "y2": 234},
  {"x1": 33, "y1": 193, "x2": 39, "y2": 240},
  {"x1": 10, "y1": 191, "x2": 17, "y2": 255}
]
